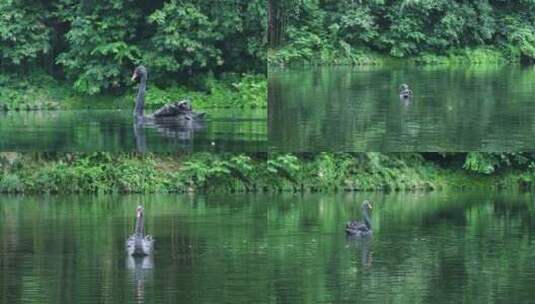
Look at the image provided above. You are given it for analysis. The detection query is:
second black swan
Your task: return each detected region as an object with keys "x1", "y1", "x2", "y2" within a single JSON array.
[
  {"x1": 399, "y1": 84, "x2": 413, "y2": 99},
  {"x1": 345, "y1": 200, "x2": 373, "y2": 236}
]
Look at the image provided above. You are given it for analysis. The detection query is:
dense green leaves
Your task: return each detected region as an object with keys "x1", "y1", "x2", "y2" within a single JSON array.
[
  {"x1": 55, "y1": 0, "x2": 143, "y2": 94},
  {"x1": 4, "y1": 152, "x2": 535, "y2": 194},
  {"x1": 0, "y1": 0, "x2": 266, "y2": 95},
  {"x1": 269, "y1": 0, "x2": 535, "y2": 65},
  {"x1": 463, "y1": 152, "x2": 535, "y2": 174},
  {"x1": 146, "y1": 2, "x2": 223, "y2": 81},
  {"x1": 0, "y1": 0, "x2": 51, "y2": 66}
]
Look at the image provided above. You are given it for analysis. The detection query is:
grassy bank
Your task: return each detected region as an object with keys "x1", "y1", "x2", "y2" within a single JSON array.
[
  {"x1": 0, "y1": 152, "x2": 531, "y2": 194},
  {"x1": 0, "y1": 73, "x2": 267, "y2": 111},
  {"x1": 268, "y1": 46, "x2": 515, "y2": 67}
]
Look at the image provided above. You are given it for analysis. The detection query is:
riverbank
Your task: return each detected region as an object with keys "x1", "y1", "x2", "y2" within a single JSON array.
[
  {"x1": 0, "y1": 73, "x2": 266, "y2": 111},
  {"x1": 268, "y1": 46, "x2": 519, "y2": 67},
  {"x1": 0, "y1": 152, "x2": 532, "y2": 194}
]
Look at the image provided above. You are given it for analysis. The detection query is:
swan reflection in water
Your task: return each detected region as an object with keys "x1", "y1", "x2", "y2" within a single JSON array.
[
  {"x1": 346, "y1": 234, "x2": 373, "y2": 267},
  {"x1": 126, "y1": 255, "x2": 154, "y2": 304},
  {"x1": 133, "y1": 117, "x2": 205, "y2": 152}
]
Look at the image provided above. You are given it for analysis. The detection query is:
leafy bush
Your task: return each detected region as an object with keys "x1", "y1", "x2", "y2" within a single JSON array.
[
  {"x1": 269, "y1": 0, "x2": 535, "y2": 65},
  {"x1": 0, "y1": 0, "x2": 51, "y2": 66},
  {"x1": 5, "y1": 152, "x2": 535, "y2": 194},
  {"x1": 0, "y1": 174, "x2": 24, "y2": 193},
  {"x1": 233, "y1": 74, "x2": 267, "y2": 108},
  {"x1": 266, "y1": 154, "x2": 302, "y2": 190},
  {"x1": 55, "y1": 0, "x2": 142, "y2": 95},
  {"x1": 463, "y1": 152, "x2": 535, "y2": 175},
  {"x1": 138, "y1": 74, "x2": 266, "y2": 109},
  {"x1": 145, "y1": 2, "x2": 222, "y2": 82},
  {"x1": 498, "y1": 15, "x2": 535, "y2": 63},
  {"x1": 0, "y1": 72, "x2": 63, "y2": 110},
  {"x1": 0, "y1": 0, "x2": 265, "y2": 97}
]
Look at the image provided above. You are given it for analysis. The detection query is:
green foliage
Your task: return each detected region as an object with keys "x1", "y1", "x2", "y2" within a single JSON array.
[
  {"x1": 269, "y1": 33, "x2": 382, "y2": 66},
  {"x1": 177, "y1": 155, "x2": 233, "y2": 191},
  {"x1": 414, "y1": 48, "x2": 506, "y2": 65},
  {"x1": 463, "y1": 152, "x2": 535, "y2": 175},
  {"x1": 269, "y1": 0, "x2": 535, "y2": 65},
  {"x1": 308, "y1": 153, "x2": 354, "y2": 190},
  {"x1": 140, "y1": 74, "x2": 267, "y2": 109},
  {"x1": 499, "y1": 15, "x2": 535, "y2": 62},
  {"x1": 28, "y1": 154, "x2": 164, "y2": 193},
  {"x1": 266, "y1": 154, "x2": 302, "y2": 190},
  {"x1": 232, "y1": 74, "x2": 267, "y2": 108},
  {"x1": 463, "y1": 152, "x2": 500, "y2": 174},
  {"x1": 0, "y1": 72, "x2": 62, "y2": 111},
  {"x1": 0, "y1": 72, "x2": 265, "y2": 111},
  {"x1": 0, "y1": 173, "x2": 24, "y2": 193},
  {"x1": 145, "y1": 2, "x2": 222, "y2": 81},
  {"x1": 4, "y1": 152, "x2": 535, "y2": 194},
  {"x1": 55, "y1": 0, "x2": 142, "y2": 94},
  {"x1": 173, "y1": 153, "x2": 259, "y2": 192},
  {"x1": 1, "y1": 0, "x2": 266, "y2": 97},
  {"x1": 0, "y1": 0, "x2": 51, "y2": 66}
]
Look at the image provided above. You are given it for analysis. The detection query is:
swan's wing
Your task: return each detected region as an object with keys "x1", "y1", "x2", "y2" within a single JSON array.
[
  {"x1": 142, "y1": 236, "x2": 154, "y2": 254},
  {"x1": 346, "y1": 220, "x2": 361, "y2": 227},
  {"x1": 126, "y1": 235, "x2": 136, "y2": 255},
  {"x1": 126, "y1": 235, "x2": 135, "y2": 245},
  {"x1": 346, "y1": 220, "x2": 369, "y2": 232},
  {"x1": 152, "y1": 104, "x2": 180, "y2": 117},
  {"x1": 356, "y1": 225, "x2": 369, "y2": 231}
]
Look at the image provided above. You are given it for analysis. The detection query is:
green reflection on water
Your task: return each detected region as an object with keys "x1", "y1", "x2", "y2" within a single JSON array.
[
  {"x1": 1, "y1": 192, "x2": 535, "y2": 303},
  {"x1": 0, "y1": 109, "x2": 267, "y2": 152},
  {"x1": 269, "y1": 65, "x2": 535, "y2": 151}
]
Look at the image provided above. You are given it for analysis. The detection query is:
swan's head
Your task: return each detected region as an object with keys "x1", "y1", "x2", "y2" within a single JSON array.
[
  {"x1": 136, "y1": 205, "x2": 144, "y2": 218},
  {"x1": 177, "y1": 100, "x2": 192, "y2": 111},
  {"x1": 132, "y1": 65, "x2": 147, "y2": 81},
  {"x1": 361, "y1": 200, "x2": 372, "y2": 213},
  {"x1": 399, "y1": 84, "x2": 410, "y2": 92}
]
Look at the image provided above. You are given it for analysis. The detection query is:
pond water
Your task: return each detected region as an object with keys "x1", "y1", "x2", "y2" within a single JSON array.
[
  {"x1": 269, "y1": 65, "x2": 535, "y2": 151},
  {"x1": 2, "y1": 192, "x2": 535, "y2": 303},
  {"x1": 0, "y1": 109, "x2": 267, "y2": 152}
]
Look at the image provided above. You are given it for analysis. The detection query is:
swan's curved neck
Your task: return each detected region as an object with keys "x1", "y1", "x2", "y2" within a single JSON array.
[
  {"x1": 363, "y1": 210, "x2": 372, "y2": 229},
  {"x1": 134, "y1": 74, "x2": 147, "y2": 119},
  {"x1": 135, "y1": 213, "x2": 144, "y2": 237}
]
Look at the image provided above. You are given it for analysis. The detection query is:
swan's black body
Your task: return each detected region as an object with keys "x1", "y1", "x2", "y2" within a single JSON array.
[
  {"x1": 345, "y1": 200, "x2": 373, "y2": 236},
  {"x1": 399, "y1": 83, "x2": 413, "y2": 99},
  {"x1": 132, "y1": 65, "x2": 206, "y2": 122},
  {"x1": 126, "y1": 206, "x2": 154, "y2": 256}
]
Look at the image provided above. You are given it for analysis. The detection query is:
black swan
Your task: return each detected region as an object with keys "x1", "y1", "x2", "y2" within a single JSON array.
[
  {"x1": 131, "y1": 65, "x2": 206, "y2": 122},
  {"x1": 126, "y1": 205, "x2": 154, "y2": 256},
  {"x1": 345, "y1": 200, "x2": 373, "y2": 236},
  {"x1": 399, "y1": 84, "x2": 413, "y2": 99}
]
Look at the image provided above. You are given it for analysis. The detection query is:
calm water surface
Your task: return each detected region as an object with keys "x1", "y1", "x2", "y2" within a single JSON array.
[
  {"x1": 269, "y1": 65, "x2": 535, "y2": 151},
  {"x1": 2, "y1": 192, "x2": 535, "y2": 303},
  {"x1": 0, "y1": 109, "x2": 266, "y2": 152}
]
